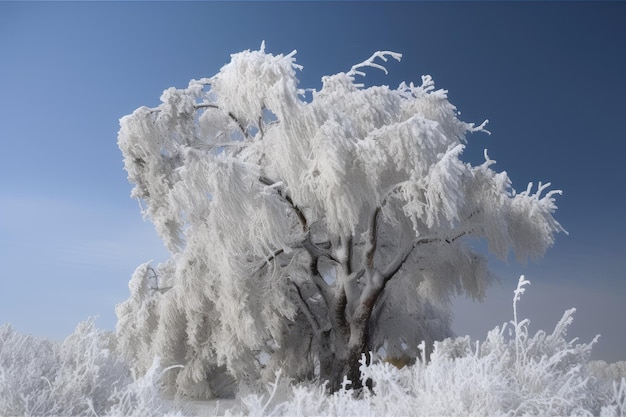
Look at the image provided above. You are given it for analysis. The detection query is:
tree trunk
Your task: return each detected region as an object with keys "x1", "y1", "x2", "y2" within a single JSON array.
[
  {"x1": 315, "y1": 249, "x2": 387, "y2": 392},
  {"x1": 320, "y1": 311, "x2": 371, "y2": 392}
]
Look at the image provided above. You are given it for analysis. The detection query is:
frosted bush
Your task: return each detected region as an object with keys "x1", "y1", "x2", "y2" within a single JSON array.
[
  {"x1": 590, "y1": 360, "x2": 626, "y2": 381},
  {"x1": 600, "y1": 378, "x2": 626, "y2": 417},
  {"x1": 589, "y1": 362, "x2": 626, "y2": 416},
  {"x1": 51, "y1": 319, "x2": 131, "y2": 415},
  {"x1": 0, "y1": 323, "x2": 60, "y2": 415},
  {"x1": 0, "y1": 319, "x2": 145, "y2": 416},
  {"x1": 228, "y1": 277, "x2": 621, "y2": 417},
  {"x1": 107, "y1": 357, "x2": 183, "y2": 417}
]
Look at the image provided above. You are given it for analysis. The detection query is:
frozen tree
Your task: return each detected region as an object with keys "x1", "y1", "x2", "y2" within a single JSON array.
[{"x1": 116, "y1": 44, "x2": 564, "y2": 395}]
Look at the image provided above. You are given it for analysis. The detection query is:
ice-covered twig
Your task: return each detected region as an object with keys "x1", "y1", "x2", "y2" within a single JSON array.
[
  {"x1": 260, "y1": 369, "x2": 283, "y2": 415},
  {"x1": 347, "y1": 51, "x2": 402, "y2": 78},
  {"x1": 481, "y1": 149, "x2": 497, "y2": 168},
  {"x1": 512, "y1": 275, "x2": 531, "y2": 363},
  {"x1": 513, "y1": 275, "x2": 530, "y2": 327},
  {"x1": 469, "y1": 119, "x2": 491, "y2": 134}
]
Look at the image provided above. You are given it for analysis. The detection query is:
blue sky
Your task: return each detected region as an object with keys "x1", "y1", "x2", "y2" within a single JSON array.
[{"x1": 1, "y1": 2, "x2": 624, "y2": 362}]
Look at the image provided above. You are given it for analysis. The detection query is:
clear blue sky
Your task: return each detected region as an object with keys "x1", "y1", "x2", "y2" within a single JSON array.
[{"x1": 1, "y1": 2, "x2": 624, "y2": 362}]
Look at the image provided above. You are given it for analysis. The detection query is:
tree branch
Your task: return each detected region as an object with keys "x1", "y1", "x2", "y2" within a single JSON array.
[
  {"x1": 381, "y1": 236, "x2": 438, "y2": 282},
  {"x1": 259, "y1": 176, "x2": 308, "y2": 231},
  {"x1": 288, "y1": 280, "x2": 322, "y2": 334},
  {"x1": 346, "y1": 235, "x2": 354, "y2": 275},
  {"x1": 302, "y1": 233, "x2": 336, "y2": 306},
  {"x1": 380, "y1": 225, "x2": 474, "y2": 282},
  {"x1": 334, "y1": 282, "x2": 348, "y2": 328},
  {"x1": 302, "y1": 233, "x2": 337, "y2": 263},
  {"x1": 195, "y1": 103, "x2": 250, "y2": 140},
  {"x1": 258, "y1": 114, "x2": 264, "y2": 139},
  {"x1": 310, "y1": 272, "x2": 332, "y2": 306},
  {"x1": 365, "y1": 208, "x2": 381, "y2": 269},
  {"x1": 147, "y1": 266, "x2": 173, "y2": 294},
  {"x1": 445, "y1": 230, "x2": 468, "y2": 244},
  {"x1": 256, "y1": 176, "x2": 336, "y2": 307},
  {"x1": 256, "y1": 248, "x2": 285, "y2": 271}
]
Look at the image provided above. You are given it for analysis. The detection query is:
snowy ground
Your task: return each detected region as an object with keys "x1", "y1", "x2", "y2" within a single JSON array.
[{"x1": 172, "y1": 399, "x2": 239, "y2": 417}]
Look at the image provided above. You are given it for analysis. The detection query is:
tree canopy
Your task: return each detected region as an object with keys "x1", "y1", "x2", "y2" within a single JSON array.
[{"x1": 116, "y1": 44, "x2": 564, "y2": 396}]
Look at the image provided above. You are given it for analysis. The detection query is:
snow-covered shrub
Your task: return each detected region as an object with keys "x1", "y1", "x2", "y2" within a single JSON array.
[
  {"x1": 227, "y1": 276, "x2": 617, "y2": 416},
  {"x1": 0, "y1": 319, "x2": 194, "y2": 416},
  {"x1": 588, "y1": 361, "x2": 626, "y2": 415},
  {"x1": 51, "y1": 319, "x2": 132, "y2": 415},
  {"x1": 0, "y1": 319, "x2": 132, "y2": 416},
  {"x1": 0, "y1": 323, "x2": 60, "y2": 415},
  {"x1": 600, "y1": 378, "x2": 626, "y2": 417},
  {"x1": 590, "y1": 360, "x2": 626, "y2": 381},
  {"x1": 107, "y1": 357, "x2": 183, "y2": 417}
]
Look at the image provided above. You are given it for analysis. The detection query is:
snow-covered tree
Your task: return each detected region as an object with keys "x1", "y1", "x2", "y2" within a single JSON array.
[{"x1": 116, "y1": 44, "x2": 564, "y2": 395}]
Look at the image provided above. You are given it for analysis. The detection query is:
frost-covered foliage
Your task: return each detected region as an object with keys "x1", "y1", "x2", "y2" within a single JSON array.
[
  {"x1": 117, "y1": 44, "x2": 565, "y2": 394},
  {"x1": 225, "y1": 278, "x2": 626, "y2": 417},
  {"x1": 0, "y1": 320, "x2": 184, "y2": 417},
  {"x1": 589, "y1": 360, "x2": 626, "y2": 382},
  {"x1": 0, "y1": 319, "x2": 130, "y2": 416},
  {"x1": 1, "y1": 323, "x2": 59, "y2": 415},
  {"x1": 107, "y1": 358, "x2": 183, "y2": 417}
]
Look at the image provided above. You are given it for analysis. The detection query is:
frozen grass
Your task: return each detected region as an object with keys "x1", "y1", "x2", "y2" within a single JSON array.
[{"x1": 1, "y1": 277, "x2": 625, "y2": 416}]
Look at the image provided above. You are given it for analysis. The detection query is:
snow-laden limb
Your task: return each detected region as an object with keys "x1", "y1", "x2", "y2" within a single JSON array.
[
  {"x1": 346, "y1": 50, "x2": 403, "y2": 78},
  {"x1": 117, "y1": 45, "x2": 565, "y2": 395}
]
